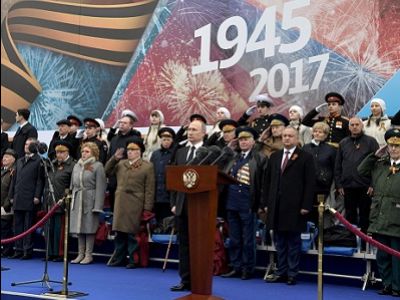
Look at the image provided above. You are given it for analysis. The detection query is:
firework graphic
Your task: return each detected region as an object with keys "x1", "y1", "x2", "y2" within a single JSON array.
[{"x1": 157, "y1": 58, "x2": 229, "y2": 123}]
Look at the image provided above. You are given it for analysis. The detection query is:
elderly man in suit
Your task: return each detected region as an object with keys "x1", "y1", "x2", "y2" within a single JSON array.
[
  {"x1": 170, "y1": 119, "x2": 206, "y2": 292},
  {"x1": 262, "y1": 126, "x2": 316, "y2": 285}
]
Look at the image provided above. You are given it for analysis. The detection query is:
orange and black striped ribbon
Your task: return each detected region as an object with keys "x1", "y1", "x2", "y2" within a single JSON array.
[{"x1": 1, "y1": 0, "x2": 157, "y2": 128}]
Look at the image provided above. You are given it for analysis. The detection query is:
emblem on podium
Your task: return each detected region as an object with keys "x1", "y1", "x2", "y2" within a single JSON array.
[{"x1": 183, "y1": 169, "x2": 199, "y2": 189}]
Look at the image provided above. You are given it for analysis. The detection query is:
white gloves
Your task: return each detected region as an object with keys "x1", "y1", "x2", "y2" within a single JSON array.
[
  {"x1": 315, "y1": 103, "x2": 328, "y2": 113},
  {"x1": 246, "y1": 105, "x2": 258, "y2": 116}
]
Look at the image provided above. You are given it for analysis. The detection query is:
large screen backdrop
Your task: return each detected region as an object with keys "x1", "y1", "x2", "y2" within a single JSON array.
[{"x1": 2, "y1": 0, "x2": 399, "y2": 130}]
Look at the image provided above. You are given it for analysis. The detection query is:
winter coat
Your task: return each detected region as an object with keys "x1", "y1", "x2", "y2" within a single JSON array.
[
  {"x1": 70, "y1": 157, "x2": 106, "y2": 234},
  {"x1": 1, "y1": 164, "x2": 15, "y2": 219},
  {"x1": 358, "y1": 153, "x2": 400, "y2": 238},
  {"x1": 9, "y1": 154, "x2": 44, "y2": 211},
  {"x1": 363, "y1": 115, "x2": 391, "y2": 147},
  {"x1": 105, "y1": 157, "x2": 154, "y2": 234},
  {"x1": 262, "y1": 148, "x2": 316, "y2": 232}
]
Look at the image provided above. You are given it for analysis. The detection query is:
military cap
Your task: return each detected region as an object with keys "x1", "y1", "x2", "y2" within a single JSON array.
[
  {"x1": 54, "y1": 140, "x2": 73, "y2": 153},
  {"x1": 126, "y1": 137, "x2": 145, "y2": 153},
  {"x1": 83, "y1": 118, "x2": 100, "y2": 128},
  {"x1": 385, "y1": 128, "x2": 400, "y2": 145},
  {"x1": 255, "y1": 94, "x2": 274, "y2": 107},
  {"x1": 219, "y1": 119, "x2": 238, "y2": 132},
  {"x1": 56, "y1": 119, "x2": 71, "y2": 126},
  {"x1": 268, "y1": 113, "x2": 289, "y2": 126},
  {"x1": 325, "y1": 92, "x2": 345, "y2": 105},
  {"x1": 158, "y1": 127, "x2": 176, "y2": 139},
  {"x1": 121, "y1": 109, "x2": 138, "y2": 122},
  {"x1": 235, "y1": 126, "x2": 259, "y2": 140},
  {"x1": 67, "y1": 115, "x2": 82, "y2": 127},
  {"x1": 3, "y1": 148, "x2": 17, "y2": 159},
  {"x1": 189, "y1": 114, "x2": 207, "y2": 124}
]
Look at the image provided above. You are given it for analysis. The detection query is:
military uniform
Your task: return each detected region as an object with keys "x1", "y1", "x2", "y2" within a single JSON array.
[
  {"x1": 303, "y1": 92, "x2": 350, "y2": 148},
  {"x1": 357, "y1": 129, "x2": 400, "y2": 296}
]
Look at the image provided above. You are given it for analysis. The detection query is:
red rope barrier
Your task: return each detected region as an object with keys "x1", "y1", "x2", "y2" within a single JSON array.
[
  {"x1": 331, "y1": 209, "x2": 400, "y2": 259},
  {"x1": 1, "y1": 203, "x2": 61, "y2": 244}
]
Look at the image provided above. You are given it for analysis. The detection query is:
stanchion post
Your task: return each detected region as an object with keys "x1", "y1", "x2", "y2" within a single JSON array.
[
  {"x1": 317, "y1": 194, "x2": 325, "y2": 300},
  {"x1": 44, "y1": 191, "x2": 88, "y2": 298}
]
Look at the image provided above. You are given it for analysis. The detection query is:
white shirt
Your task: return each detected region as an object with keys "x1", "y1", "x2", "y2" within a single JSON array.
[
  {"x1": 186, "y1": 141, "x2": 204, "y2": 160},
  {"x1": 281, "y1": 146, "x2": 296, "y2": 168}
]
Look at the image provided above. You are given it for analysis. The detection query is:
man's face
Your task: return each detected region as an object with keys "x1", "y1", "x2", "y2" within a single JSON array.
[
  {"x1": 223, "y1": 130, "x2": 236, "y2": 143},
  {"x1": 119, "y1": 116, "x2": 133, "y2": 134},
  {"x1": 388, "y1": 143, "x2": 400, "y2": 161},
  {"x1": 24, "y1": 139, "x2": 34, "y2": 154},
  {"x1": 328, "y1": 102, "x2": 341, "y2": 115},
  {"x1": 15, "y1": 112, "x2": 23, "y2": 123},
  {"x1": 257, "y1": 104, "x2": 269, "y2": 116},
  {"x1": 282, "y1": 128, "x2": 298, "y2": 149},
  {"x1": 69, "y1": 124, "x2": 79, "y2": 134},
  {"x1": 84, "y1": 125, "x2": 97, "y2": 138},
  {"x1": 349, "y1": 118, "x2": 363, "y2": 136},
  {"x1": 58, "y1": 124, "x2": 70, "y2": 136},
  {"x1": 127, "y1": 148, "x2": 141, "y2": 161},
  {"x1": 161, "y1": 137, "x2": 173, "y2": 149},
  {"x1": 271, "y1": 124, "x2": 284, "y2": 137},
  {"x1": 239, "y1": 136, "x2": 255, "y2": 152},
  {"x1": 187, "y1": 120, "x2": 205, "y2": 144},
  {"x1": 56, "y1": 150, "x2": 69, "y2": 162},
  {"x1": 2, "y1": 154, "x2": 15, "y2": 167}
]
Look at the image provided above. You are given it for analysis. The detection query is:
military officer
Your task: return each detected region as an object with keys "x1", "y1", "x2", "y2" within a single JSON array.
[
  {"x1": 258, "y1": 114, "x2": 289, "y2": 158},
  {"x1": 302, "y1": 92, "x2": 350, "y2": 148},
  {"x1": 238, "y1": 94, "x2": 274, "y2": 136},
  {"x1": 358, "y1": 128, "x2": 400, "y2": 297}
]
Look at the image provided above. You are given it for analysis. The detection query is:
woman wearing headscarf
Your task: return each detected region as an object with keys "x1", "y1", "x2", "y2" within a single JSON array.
[
  {"x1": 288, "y1": 105, "x2": 312, "y2": 146},
  {"x1": 70, "y1": 142, "x2": 106, "y2": 264},
  {"x1": 143, "y1": 110, "x2": 165, "y2": 161},
  {"x1": 363, "y1": 98, "x2": 391, "y2": 147}
]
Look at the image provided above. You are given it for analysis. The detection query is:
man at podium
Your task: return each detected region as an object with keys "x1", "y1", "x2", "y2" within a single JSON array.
[{"x1": 170, "y1": 119, "x2": 206, "y2": 292}]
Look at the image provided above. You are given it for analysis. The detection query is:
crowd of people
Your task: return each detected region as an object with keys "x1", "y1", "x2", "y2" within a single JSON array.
[{"x1": 1, "y1": 94, "x2": 399, "y2": 296}]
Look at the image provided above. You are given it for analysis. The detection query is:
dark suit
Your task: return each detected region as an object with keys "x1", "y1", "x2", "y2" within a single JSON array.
[
  {"x1": 170, "y1": 144, "x2": 202, "y2": 286},
  {"x1": 12, "y1": 123, "x2": 38, "y2": 159},
  {"x1": 9, "y1": 154, "x2": 44, "y2": 255},
  {"x1": 1, "y1": 132, "x2": 9, "y2": 158},
  {"x1": 262, "y1": 147, "x2": 315, "y2": 278}
]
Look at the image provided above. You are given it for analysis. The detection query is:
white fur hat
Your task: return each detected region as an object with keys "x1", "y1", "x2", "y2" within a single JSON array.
[
  {"x1": 217, "y1": 107, "x2": 231, "y2": 119},
  {"x1": 289, "y1": 105, "x2": 304, "y2": 119},
  {"x1": 151, "y1": 109, "x2": 165, "y2": 124},
  {"x1": 370, "y1": 98, "x2": 386, "y2": 113}
]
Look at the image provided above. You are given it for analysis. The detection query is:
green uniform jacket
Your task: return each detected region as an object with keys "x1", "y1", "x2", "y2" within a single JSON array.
[{"x1": 358, "y1": 153, "x2": 400, "y2": 238}]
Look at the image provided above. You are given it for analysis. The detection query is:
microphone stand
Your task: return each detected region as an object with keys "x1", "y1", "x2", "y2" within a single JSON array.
[{"x1": 11, "y1": 153, "x2": 63, "y2": 291}]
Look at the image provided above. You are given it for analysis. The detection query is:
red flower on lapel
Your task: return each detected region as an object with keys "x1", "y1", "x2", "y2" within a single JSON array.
[{"x1": 291, "y1": 153, "x2": 298, "y2": 161}]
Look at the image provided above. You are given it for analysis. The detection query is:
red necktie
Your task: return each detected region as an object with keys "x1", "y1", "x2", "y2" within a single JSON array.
[{"x1": 281, "y1": 151, "x2": 290, "y2": 173}]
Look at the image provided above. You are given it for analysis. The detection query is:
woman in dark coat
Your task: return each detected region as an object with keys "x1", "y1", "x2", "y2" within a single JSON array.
[
  {"x1": 303, "y1": 122, "x2": 336, "y2": 224},
  {"x1": 105, "y1": 138, "x2": 155, "y2": 268}
]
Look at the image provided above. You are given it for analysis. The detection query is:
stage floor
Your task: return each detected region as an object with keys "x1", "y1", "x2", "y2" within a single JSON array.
[{"x1": 1, "y1": 256, "x2": 382, "y2": 300}]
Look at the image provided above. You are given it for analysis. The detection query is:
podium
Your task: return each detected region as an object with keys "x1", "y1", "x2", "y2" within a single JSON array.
[{"x1": 166, "y1": 165, "x2": 236, "y2": 300}]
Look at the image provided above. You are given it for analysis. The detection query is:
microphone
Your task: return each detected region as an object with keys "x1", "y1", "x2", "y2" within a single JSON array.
[
  {"x1": 210, "y1": 146, "x2": 235, "y2": 166},
  {"x1": 186, "y1": 146, "x2": 209, "y2": 165},
  {"x1": 197, "y1": 145, "x2": 221, "y2": 165}
]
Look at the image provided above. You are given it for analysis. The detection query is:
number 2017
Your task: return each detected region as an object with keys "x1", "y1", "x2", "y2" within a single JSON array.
[{"x1": 192, "y1": 0, "x2": 312, "y2": 75}]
